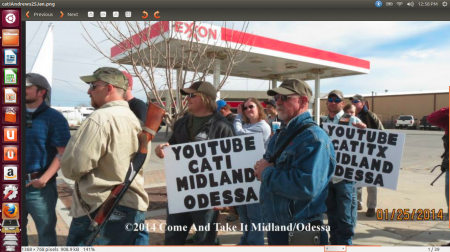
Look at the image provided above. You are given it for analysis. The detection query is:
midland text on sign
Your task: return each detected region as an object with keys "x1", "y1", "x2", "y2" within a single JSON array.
[
  {"x1": 323, "y1": 123, "x2": 406, "y2": 190},
  {"x1": 164, "y1": 134, "x2": 265, "y2": 214}
]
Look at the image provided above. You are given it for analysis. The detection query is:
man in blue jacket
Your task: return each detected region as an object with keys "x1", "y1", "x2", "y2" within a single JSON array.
[{"x1": 254, "y1": 78, "x2": 335, "y2": 245}]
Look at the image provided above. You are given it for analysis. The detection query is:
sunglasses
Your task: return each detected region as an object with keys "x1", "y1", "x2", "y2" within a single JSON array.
[
  {"x1": 328, "y1": 98, "x2": 343, "y2": 103},
  {"x1": 89, "y1": 83, "x2": 107, "y2": 90},
  {"x1": 26, "y1": 112, "x2": 33, "y2": 128},
  {"x1": 274, "y1": 94, "x2": 301, "y2": 102},
  {"x1": 243, "y1": 105, "x2": 255, "y2": 111},
  {"x1": 187, "y1": 93, "x2": 198, "y2": 98},
  {"x1": 352, "y1": 100, "x2": 361, "y2": 104}
]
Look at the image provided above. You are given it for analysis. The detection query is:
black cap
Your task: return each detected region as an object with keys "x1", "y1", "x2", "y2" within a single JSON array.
[{"x1": 264, "y1": 100, "x2": 276, "y2": 107}]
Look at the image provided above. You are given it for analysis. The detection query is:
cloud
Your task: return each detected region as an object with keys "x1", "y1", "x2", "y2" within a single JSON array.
[
  {"x1": 319, "y1": 45, "x2": 450, "y2": 94},
  {"x1": 26, "y1": 21, "x2": 450, "y2": 106},
  {"x1": 248, "y1": 21, "x2": 450, "y2": 55}
]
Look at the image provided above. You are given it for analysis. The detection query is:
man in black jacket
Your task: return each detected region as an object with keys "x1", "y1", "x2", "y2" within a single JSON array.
[
  {"x1": 155, "y1": 81, "x2": 235, "y2": 245},
  {"x1": 349, "y1": 94, "x2": 384, "y2": 217}
]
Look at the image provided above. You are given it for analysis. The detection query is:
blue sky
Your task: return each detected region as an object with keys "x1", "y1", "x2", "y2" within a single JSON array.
[{"x1": 25, "y1": 21, "x2": 450, "y2": 106}]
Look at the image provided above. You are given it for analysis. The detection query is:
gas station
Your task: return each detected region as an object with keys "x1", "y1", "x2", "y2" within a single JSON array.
[{"x1": 110, "y1": 21, "x2": 370, "y2": 124}]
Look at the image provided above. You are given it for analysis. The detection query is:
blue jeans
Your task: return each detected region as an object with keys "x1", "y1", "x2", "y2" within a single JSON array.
[
  {"x1": 23, "y1": 181, "x2": 58, "y2": 246},
  {"x1": 66, "y1": 205, "x2": 147, "y2": 246},
  {"x1": 326, "y1": 180, "x2": 357, "y2": 245},
  {"x1": 237, "y1": 203, "x2": 264, "y2": 245},
  {"x1": 164, "y1": 208, "x2": 218, "y2": 245},
  {"x1": 267, "y1": 220, "x2": 328, "y2": 245}
]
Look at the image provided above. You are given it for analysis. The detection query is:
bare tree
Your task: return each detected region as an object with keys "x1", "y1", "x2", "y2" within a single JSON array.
[{"x1": 82, "y1": 21, "x2": 251, "y2": 129}]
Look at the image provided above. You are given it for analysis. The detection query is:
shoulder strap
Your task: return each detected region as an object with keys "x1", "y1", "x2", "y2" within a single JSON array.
[{"x1": 269, "y1": 123, "x2": 314, "y2": 164}]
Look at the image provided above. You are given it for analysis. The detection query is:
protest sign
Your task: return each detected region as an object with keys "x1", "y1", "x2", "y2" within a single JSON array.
[
  {"x1": 164, "y1": 134, "x2": 264, "y2": 214},
  {"x1": 323, "y1": 123, "x2": 405, "y2": 190}
]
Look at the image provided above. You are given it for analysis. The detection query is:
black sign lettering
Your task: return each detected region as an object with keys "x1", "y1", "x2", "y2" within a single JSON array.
[
  {"x1": 246, "y1": 187, "x2": 258, "y2": 202},
  {"x1": 219, "y1": 139, "x2": 232, "y2": 154},
  {"x1": 344, "y1": 167, "x2": 354, "y2": 180},
  {"x1": 388, "y1": 133, "x2": 398, "y2": 146},
  {"x1": 376, "y1": 146, "x2": 388, "y2": 158},
  {"x1": 183, "y1": 145, "x2": 195, "y2": 159},
  {"x1": 235, "y1": 188, "x2": 245, "y2": 203},
  {"x1": 195, "y1": 143, "x2": 207, "y2": 157},
  {"x1": 373, "y1": 174, "x2": 384, "y2": 186},
  {"x1": 232, "y1": 138, "x2": 243, "y2": 152},
  {"x1": 176, "y1": 177, "x2": 189, "y2": 191},
  {"x1": 335, "y1": 165, "x2": 344, "y2": 176},
  {"x1": 188, "y1": 160, "x2": 198, "y2": 174},
  {"x1": 327, "y1": 125, "x2": 336, "y2": 136},
  {"x1": 223, "y1": 190, "x2": 233, "y2": 204},
  {"x1": 382, "y1": 161, "x2": 393, "y2": 174},
  {"x1": 244, "y1": 136, "x2": 256, "y2": 151},
  {"x1": 184, "y1": 195, "x2": 196, "y2": 209},
  {"x1": 210, "y1": 191, "x2": 221, "y2": 206},
  {"x1": 172, "y1": 146, "x2": 182, "y2": 160},
  {"x1": 207, "y1": 141, "x2": 219, "y2": 155},
  {"x1": 212, "y1": 156, "x2": 223, "y2": 170},
  {"x1": 198, "y1": 194, "x2": 209, "y2": 208},
  {"x1": 200, "y1": 158, "x2": 213, "y2": 172}
]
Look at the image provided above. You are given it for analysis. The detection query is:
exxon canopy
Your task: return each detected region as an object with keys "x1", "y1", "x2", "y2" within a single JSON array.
[{"x1": 110, "y1": 21, "x2": 370, "y2": 81}]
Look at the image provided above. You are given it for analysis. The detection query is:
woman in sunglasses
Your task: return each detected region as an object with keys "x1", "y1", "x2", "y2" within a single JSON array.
[{"x1": 233, "y1": 97, "x2": 271, "y2": 245}]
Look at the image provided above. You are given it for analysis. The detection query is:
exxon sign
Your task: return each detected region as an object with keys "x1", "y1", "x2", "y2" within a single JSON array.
[{"x1": 172, "y1": 22, "x2": 221, "y2": 43}]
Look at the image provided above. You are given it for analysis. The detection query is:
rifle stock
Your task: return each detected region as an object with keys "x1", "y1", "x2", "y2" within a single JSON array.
[{"x1": 86, "y1": 103, "x2": 165, "y2": 245}]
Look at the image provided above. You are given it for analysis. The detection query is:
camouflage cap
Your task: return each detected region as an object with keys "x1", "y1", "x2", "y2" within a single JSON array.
[
  {"x1": 80, "y1": 67, "x2": 129, "y2": 91},
  {"x1": 349, "y1": 94, "x2": 364, "y2": 101},
  {"x1": 267, "y1": 78, "x2": 313, "y2": 100},
  {"x1": 328, "y1": 90, "x2": 344, "y2": 99}
]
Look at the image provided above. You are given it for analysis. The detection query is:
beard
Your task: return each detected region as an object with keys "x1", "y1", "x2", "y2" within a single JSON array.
[
  {"x1": 25, "y1": 97, "x2": 38, "y2": 104},
  {"x1": 277, "y1": 105, "x2": 287, "y2": 120},
  {"x1": 90, "y1": 96, "x2": 100, "y2": 109}
]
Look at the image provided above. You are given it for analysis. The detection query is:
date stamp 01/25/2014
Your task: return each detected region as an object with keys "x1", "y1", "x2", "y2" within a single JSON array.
[{"x1": 376, "y1": 208, "x2": 446, "y2": 221}]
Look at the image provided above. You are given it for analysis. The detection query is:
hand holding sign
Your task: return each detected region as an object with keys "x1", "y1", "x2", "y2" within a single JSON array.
[
  {"x1": 155, "y1": 143, "x2": 170, "y2": 158},
  {"x1": 254, "y1": 158, "x2": 272, "y2": 181}
]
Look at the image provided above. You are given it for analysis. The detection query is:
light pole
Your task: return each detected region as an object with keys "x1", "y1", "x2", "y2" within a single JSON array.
[{"x1": 372, "y1": 91, "x2": 375, "y2": 112}]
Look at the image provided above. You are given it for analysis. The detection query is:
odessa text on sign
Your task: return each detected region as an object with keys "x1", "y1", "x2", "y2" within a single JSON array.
[
  {"x1": 164, "y1": 134, "x2": 265, "y2": 214},
  {"x1": 323, "y1": 123, "x2": 406, "y2": 190}
]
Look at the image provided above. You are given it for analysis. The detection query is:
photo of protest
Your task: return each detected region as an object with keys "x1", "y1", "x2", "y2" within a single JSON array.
[{"x1": 24, "y1": 21, "x2": 449, "y2": 246}]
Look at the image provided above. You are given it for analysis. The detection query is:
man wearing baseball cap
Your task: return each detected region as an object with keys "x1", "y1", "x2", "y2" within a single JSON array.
[
  {"x1": 349, "y1": 94, "x2": 384, "y2": 218},
  {"x1": 323, "y1": 90, "x2": 366, "y2": 245},
  {"x1": 217, "y1": 99, "x2": 236, "y2": 124},
  {"x1": 24, "y1": 73, "x2": 71, "y2": 246},
  {"x1": 254, "y1": 78, "x2": 335, "y2": 245},
  {"x1": 264, "y1": 99, "x2": 285, "y2": 132},
  {"x1": 61, "y1": 67, "x2": 149, "y2": 245},
  {"x1": 155, "y1": 81, "x2": 235, "y2": 245}
]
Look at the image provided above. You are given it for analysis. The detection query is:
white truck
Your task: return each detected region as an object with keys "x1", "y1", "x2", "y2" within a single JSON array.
[
  {"x1": 395, "y1": 115, "x2": 416, "y2": 129},
  {"x1": 52, "y1": 106, "x2": 94, "y2": 129}
]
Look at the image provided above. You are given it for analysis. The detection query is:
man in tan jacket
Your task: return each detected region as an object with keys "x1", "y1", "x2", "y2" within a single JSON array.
[{"x1": 61, "y1": 67, "x2": 149, "y2": 245}]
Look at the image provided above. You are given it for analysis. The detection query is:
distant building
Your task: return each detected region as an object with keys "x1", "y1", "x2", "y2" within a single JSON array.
[{"x1": 150, "y1": 89, "x2": 448, "y2": 128}]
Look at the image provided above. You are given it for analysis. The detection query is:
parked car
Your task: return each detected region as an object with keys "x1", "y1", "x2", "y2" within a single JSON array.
[
  {"x1": 395, "y1": 115, "x2": 416, "y2": 129},
  {"x1": 419, "y1": 115, "x2": 438, "y2": 130}
]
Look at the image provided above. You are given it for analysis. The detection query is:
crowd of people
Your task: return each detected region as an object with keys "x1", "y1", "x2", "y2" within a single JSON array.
[{"x1": 25, "y1": 68, "x2": 449, "y2": 246}]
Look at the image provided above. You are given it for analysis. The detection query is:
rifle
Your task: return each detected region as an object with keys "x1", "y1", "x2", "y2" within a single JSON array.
[{"x1": 86, "y1": 103, "x2": 165, "y2": 246}]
